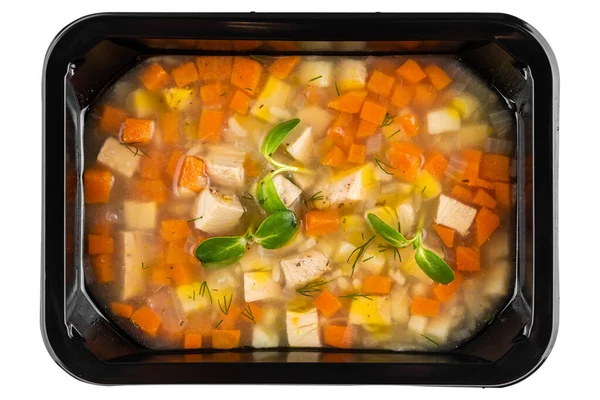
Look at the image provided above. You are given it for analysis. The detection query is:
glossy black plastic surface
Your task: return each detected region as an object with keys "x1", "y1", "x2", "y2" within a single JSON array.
[{"x1": 41, "y1": 13, "x2": 558, "y2": 386}]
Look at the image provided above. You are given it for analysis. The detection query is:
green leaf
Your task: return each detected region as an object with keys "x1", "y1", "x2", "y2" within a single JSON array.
[
  {"x1": 253, "y1": 210, "x2": 299, "y2": 249},
  {"x1": 257, "y1": 175, "x2": 287, "y2": 214},
  {"x1": 260, "y1": 119, "x2": 301, "y2": 160},
  {"x1": 366, "y1": 213, "x2": 410, "y2": 247},
  {"x1": 194, "y1": 236, "x2": 247, "y2": 268},
  {"x1": 414, "y1": 246, "x2": 455, "y2": 284}
]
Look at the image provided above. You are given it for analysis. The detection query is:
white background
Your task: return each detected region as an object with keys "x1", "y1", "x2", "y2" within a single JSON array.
[{"x1": 0, "y1": 0, "x2": 595, "y2": 397}]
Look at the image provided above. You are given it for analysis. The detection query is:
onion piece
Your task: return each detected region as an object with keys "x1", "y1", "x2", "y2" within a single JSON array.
[
  {"x1": 488, "y1": 109, "x2": 513, "y2": 138},
  {"x1": 365, "y1": 133, "x2": 383, "y2": 155},
  {"x1": 445, "y1": 155, "x2": 467, "y2": 181},
  {"x1": 227, "y1": 116, "x2": 248, "y2": 137},
  {"x1": 484, "y1": 137, "x2": 513, "y2": 156}
]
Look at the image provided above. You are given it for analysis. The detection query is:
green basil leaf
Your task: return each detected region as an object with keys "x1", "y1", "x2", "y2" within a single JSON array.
[
  {"x1": 195, "y1": 236, "x2": 247, "y2": 268},
  {"x1": 414, "y1": 246, "x2": 455, "y2": 284},
  {"x1": 253, "y1": 210, "x2": 299, "y2": 249},
  {"x1": 260, "y1": 118, "x2": 301, "y2": 160},
  {"x1": 257, "y1": 175, "x2": 287, "y2": 214},
  {"x1": 366, "y1": 213, "x2": 409, "y2": 247}
]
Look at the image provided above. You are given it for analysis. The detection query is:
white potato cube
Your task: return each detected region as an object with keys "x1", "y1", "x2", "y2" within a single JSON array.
[
  {"x1": 408, "y1": 315, "x2": 428, "y2": 334},
  {"x1": 175, "y1": 283, "x2": 210, "y2": 314},
  {"x1": 194, "y1": 188, "x2": 244, "y2": 235},
  {"x1": 425, "y1": 313, "x2": 454, "y2": 342},
  {"x1": 390, "y1": 288, "x2": 410, "y2": 324},
  {"x1": 296, "y1": 106, "x2": 334, "y2": 137},
  {"x1": 484, "y1": 260, "x2": 511, "y2": 297},
  {"x1": 355, "y1": 251, "x2": 386, "y2": 275},
  {"x1": 291, "y1": 172, "x2": 316, "y2": 191},
  {"x1": 120, "y1": 231, "x2": 146, "y2": 300},
  {"x1": 298, "y1": 61, "x2": 333, "y2": 87},
  {"x1": 427, "y1": 108, "x2": 461, "y2": 135},
  {"x1": 390, "y1": 269, "x2": 406, "y2": 286},
  {"x1": 123, "y1": 201, "x2": 157, "y2": 230},
  {"x1": 349, "y1": 296, "x2": 392, "y2": 326},
  {"x1": 457, "y1": 123, "x2": 490, "y2": 148},
  {"x1": 396, "y1": 201, "x2": 417, "y2": 237},
  {"x1": 283, "y1": 123, "x2": 314, "y2": 164},
  {"x1": 336, "y1": 59, "x2": 367, "y2": 92},
  {"x1": 280, "y1": 250, "x2": 330, "y2": 288},
  {"x1": 97, "y1": 137, "x2": 141, "y2": 178},
  {"x1": 250, "y1": 76, "x2": 292, "y2": 123},
  {"x1": 333, "y1": 241, "x2": 355, "y2": 263},
  {"x1": 272, "y1": 175, "x2": 302, "y2": 208},
  {"x1": 244, "y1": 271, "x2": 282, "y2": 303},
  {"x1": 318, "y1": 164, "x2": 377, "y2": 206},
  {"x1": 286, "y1": 308, "x2": 321, "y2": 347},
  {"x1": 435, "y1": 195, "x2": 477, "y2": 236},
  {"x1": 252, "y1": 325, "x2": 280, "y2": 348},
  {"x1": 204, "y1": 145, "x2": 246, "y2": 189},
  {"x1": 227, "y1": 116, "x2": 248, "y2": 138}
]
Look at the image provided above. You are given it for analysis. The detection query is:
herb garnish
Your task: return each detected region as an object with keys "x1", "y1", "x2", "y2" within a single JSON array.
[
  {"x1": 388, "y1": 129, "x2": 402, "y2": 139},
  {"x1": 308, "y1": 75, "x2": 323, "y2": 82},
  {"x1": 241, "y1": 304, "x2": 256, "y2": 323},
  {"x1": 421, "y1": 186, "x2": 427, "y2": 194},
  {"x1": 335, "y1": 81, "x2": 340, "y2": 96},
  {"x1": 420, "y1": 334, "x2": 439, "y2": 346},
  {"x1": 374, "y1": 154, "x2": 395, "y2": 175},
  {"x1": 215, "y1": 320, "x2": 223, "y2": 329},
  {"x1": 381, "y1": 113, "x2": 394, "y2": 127},
  {"x1": 303, "y1": 191, "x2": 324, "y2": 207},
  {"x1": 199, "y1": 281, "x2": 213, "y2": 304},
  {"x1": 217, "y1": 293, "x2": 233, "y2": 315},
  {"x1": 347, "y1": 235, "x2": 376, "y2": 278},
  {"x1": 362, "y1": 256, "x2": 374, "y2": 262},
  {"x1": 250, "y1": 55, "x2": 267, "y2": 65},
  {"x1": 219, "y1": 92, "x2": 227, "y2": 97},
  {"x1": 378, "y1": 244, "x2": 402, "y2": 261},
  {"x1": 187, "y1": 216, "x2": 203, "y2": 223},
  {"x1": 240, "y1": 192, "x2": 255, "y2": 201},
  {"x1": 122, "y1": 143, "x2": 150, "y2": 158},
  {"x1": 296, "y1": 280, "x2": 330, "y2": 297},
  {"x1": 340, "y1": 293, "x2": 372, "y2": 300}
]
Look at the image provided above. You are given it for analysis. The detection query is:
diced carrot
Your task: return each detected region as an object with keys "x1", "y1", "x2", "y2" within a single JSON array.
[
  {"x1": 320, "y1": 146, "x2": 346, "y2": 168},
  {"x1": 424, "y1": 65, "x2": 452, "y2": 91},
  {"x1": 411, "y1": 83, "x2": 437, "y2": 108},
  {"x1": 84, "y1": 169, "x2": 113, "y2": 203},
  {"x1": 200, "y1": 82, "x2": 228, "y2": 107},
  {"x1": 432, "y1": 273, "x2": 463, "y2": 302},
  {"x1": 347, "y1": 143, "x2": 366, "y2": 164},
  {"x1": 161, "y1": 219, "x2": 191, "y2": 242},
  {"x1": 158, "y1": 111, "x2": 179, "y2": 145},
  {"x1": 171, "y1": 61, "x2": 199, "y2": 88},
  {"x1": 110, "y1": 302, "x2": 134, "y2": 319},
  {"x1": 461, "y1": 149, "x2": 483, "y2": 186},
  {"x1": 139, "y1": 150, "x2": 165, "y2": 180},
  {"x1": 477, "y1": 179, "x2": 495, "y2": 190},
  {"x1": 229, "y1": 90, "x2": 252, "y2": 115},
  {"x1": 231, "y1": 57, "x2": 263, "y2": 95},
  {"x1": 88, "y1": 234, "x2": 113, "y2": 255},
  {"x1": 396, "y1": 59, "x2": 427, "y2": 83},
  {"x1": 433, "y1": 224, "x2": 455, "y2": 248},
  {"x1": 356, "y1": 120, "x2": 378, "y2": 138},
  {"x1": 196, "y1": 56, "x2": 233, "y2": 82},
  {"x1": 410, "y1": 297, "x2": 441, "y2": 317},
  {"x1": 99, "y1": 105, "x2": 127, "y2": 134},
  {"x1": 397, "y1": 112, "x2": 420, "y2": 137},
  {"x1": 327, "y1": 112, "x2": 356, "y2": 150},
  {"x1": 473, "y1": 189, "x2": 497, "y2": 209},
  {"x1": 305, "y1": 210, "x2": 341, "y2": 236},
  {"x1": 166, "y1": 150, "x2": 184, "y2": 178},
  {"x1": 268, "y1": 56, "x2": 300, "y2": 80},
  {"x1": 324, "y1": 325, "x2": 353, "y2": 349},
  {"x1": 313, "y1": 290, "x2": 342, "y2": 318},
  {"x1": 474, "y1": 207, "x2": 500, "y2": 247},
  {"x1": 170, "y1": 263, "x2": 194, "y2": 285},
  {"x1": 359, "y1": 100, "x2": 387, "y2": 125},
  {"x1": 140, "y1": 62, "x2": 169, "y2": 91},
  {"x1": 184, "y1": 333, "x2": 203, "y2": 349},
  {"x1": 387, "y1": 142, "x2": 424, "y2": 183},
  {"x1": 391, "y1": 84, "x2": 415, "y2": 108},
  {"x1": 166, "y1": 241, "x2": 191, "y2": 265},
  {"x1": 246, "y1": 303, "x2": 264, "y2": 324},
  {"x1": 480, "y1": 153, "x2": 510, "y2": 182},
  {"x1": 91, "y1": 254, "x2": 113, "y2": 283},
  {"x1": 131, "y1": 179, "x2": 166, "y2": 203},
  {"x1": 89, "y1": 217, "x2": 111, "y2": 236},
  {"x1": 456, "y1": 246, "x2": 481, "y2": 271},
  {"x1": 327, "y1": 90, "x2": 368, "y2": 113},
  {"x1": 495, "y1": 182, "x2": 512, "y2": 209},
  {"x1": 451, "y1": 185, "x2": 473, "y2": 203},
  {"x1": 362, "y1": 276, "x2": 392, "y2": 295},
  {"x1": 367, "y1": 70, "x2": 395, "y2": 97},
  {"x1": 423, "y1": 151, "x2": 448, "y2": 181},
  {"x1": 131, "y1": 306, "x2": 162, "y2": 336},
  {"x1": 197, "y1": 109, "x2": 224, "y2": 143},
  {"x1": 212, "y1": 330, "x2": 241, "y2": 349},
  {"x1": 178, "y1": 156, "x2": 208, "y2": 192},
  {"x1": 151, "y1": 264, "x2": 172, "y2": 286},
  {"x1": 121, "y1": 118, "x2": 155, "y2": 144}
]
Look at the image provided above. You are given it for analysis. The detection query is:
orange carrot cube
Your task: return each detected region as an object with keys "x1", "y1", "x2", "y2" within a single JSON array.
[
  {"x1": 88, "y1": 234, "x2": 113, "y2": 255},
  {"x1": 268, "y1": 56, "x2": 300, "y2": 80},
  {"x1": 320, "y1": 145, "x2": 346, "y2": 168},
  {"x1": 161, "y1": 219, "x2": 191, "y2": 242},
  {"x1": 474, "y1": 207, "x2": 500, "y2": 246},
  {"x1": 166, "y1": 150, "x2": 184, "y2": 178},
  {"x1": 139, "y1": 150, "x2": 165, "y2": 180},
  {"x1": 472, "y1": 189, "x2": 498, "y2": 209},
  {"x1": 480, "y1": 153, "x2": 510, "y2": 182},
  {"x1": 171, "y1": 61, "x2": 199, "y2": 88},
  {"x1": 495, "y1": 182, "x2": 512, "y2": 209},
  {"x1": 140, "y1": 62, "x2": 169, "y2": 91},
  {"x1": 184, "y1": 333, "x2": 203, "y2": 349},
  {"x1": 359, "y1": 100, "x2": 387, "y2": 125},
  {"x1": 313, "y1": 290, "x2": 342, "y2": 318},
  {"x1": 387, "y1": 142, "x2": 424, "y2": 183},
  {"x1": 305, "y1": 210, "x2": 340, "y2": 236},
  {"x1": 367, "y1": 70, "x2": 395, "y2": 97},
  {"x1": 91, "y1": 254, "x2": 113, "y2": 283},
  {"x1": 131, "y1": 306, "x2": 162, "y2": 336},
  {"x1": 456, "y1": 246, "x2": 481, "y2": 271},
  {"x1": 212, "y1": 330, "x2": 241, "y2": 349},
  {"x1": 396, "y1": 59, "x2": 427, "y2": 83},
  {"x1": 391, "y1": 84, "x2": 415, "y2": 108},
  {"x1": 410, "y1": 297, "x2": 441, "y2": 317},
  {"x1": 99, "y1": 105, "x2": 127, "y2": 134},
  {"x1": 178, "y1": 156, "x2": 208, "y2": 192},
  {"x1": 131, "y1": 179, "x2": 166, "y2": 203},
  {"x1": 347, "y1": 143, "x2": 366, "y2": 164},
  {"x1": 397, "y1": 112, "x2": 419, "y2": 136},
  {"x1": 328, "y1": 90, "x2": 368, "y2": 114},
  {"x1": 461, "y1": 149, "x2": 483, "y2": 185},
  {"x1": 432, "y1": 274, "x2": 463, "y2": 303},
  {"x1": 424, "y1": 65, "x2": 452, "y2": 91},
  {"x1": 432, "y1": 224, "x2": 456, "y2": 248},
  {"x1": 121, "y1": 118, "x2": 155, "y2": 144},
  {"x1": 231, "y1": 57, "x2": 263, "y2": 95},
  {"x1": 362, "y1": 276, "x2": 392, "y2": 295},
  {"x1": 356, "y1": 120, "x2": 378, "y2": 138},
  {"x1": 196, "y1": 56, "x2": 233, "y2": 82},
  {"x1": 110, "y1": 302, "x2": 134, "y2": 319},
  {"x1": 229, "y1": 90, "x2": 252, "y2": 115},
  {"x1": 198, "y1": 110, "x2": 224, "y2": 143},
  {"x1": 84, "y1": 169, "x2": 114, "y2": 203},
  {"x1": 411, "y1": 83, "x2": 437, "y2": 108},
  {"x1": 451, "y1": 185, "x2": 473, "y2": 203},
  {"x1": 324, "y1": 325, "x2": 353, "y2": 349},
  {"x1": 200, "y1": 82, "x2": 227, "y2": 107},
  {"x1": 423, "y1": 151, "x2": 448, "y2": 181}
]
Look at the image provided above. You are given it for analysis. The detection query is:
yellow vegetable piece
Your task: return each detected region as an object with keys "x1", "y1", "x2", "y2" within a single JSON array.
[
  {"x1": 414, "y1": 170, "x2": 442, "y2": 199},
  {"x1": 127, "y1": 89, "x2": 160, "y2": 118},
  {"x1": 250, "y1": 76, "x2": 292, "y2": 123},
  {"x1": 348, "y1": 296, "x2": 391, "y2": 326},
  {"x1": 176, "y1": 282, "x2": 210, "y2": 314},
  {"x1": 163, "y1": 87, "x2": 195, "y2": 111}
]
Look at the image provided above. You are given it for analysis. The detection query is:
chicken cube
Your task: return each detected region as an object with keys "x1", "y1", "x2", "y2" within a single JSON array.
[
  {"x1": 193, "y1": 188, "x2": 244, "y2": 235},
  {"x1": 280, "y1": 250, "x2": 330, "y2": 288},
  {"x1": 298, "y1": 61, "x2": 333, "y2": 87},
  {"x1": 348, "y1": 296, "x2": 391, "y2": 326},
  {"x1": 283, "y1": 123, "x2": 313, "y2": 164},
  {"x1": 97, "y1": 137, "x2": 141, "y2": 178},
  {"x1": 119, "y1": 231, "x2": 159, "y2": 300},
  {"x1": 286, "y1": 308, "x2": 321, "y2": 347},
  {"x1": 296, "y1": 106, "x2": 334, "y2": 138},
  {"x1": 123, "y1": 201, "x2": 157, "y2": 230},
  {"x1": 427, "y1": 108, "x2": 461, "y2": 135},
  {"x1": 252, "y1": 325, "x2": 280, "y2": 348},
  {"x1": 291, "y1": 172, "x2": 316, "y2": 191},
  {"x1": 244, "y1": 271, "x2": 282, "y2": 303},
  {"x1": 317, "y1": 164, "x2": 377, "y2": 206},
  {"x1": 336, "y1": 59, "x2": 367, "y2": 92},
  {"x1": 272, "y1": 175, "x2": 302, "y2": 208},
  {"x1": 435, "y1": 195, "x2": 477, "y2": 236},
  {"x1": 203, "y1": 145, "x2": 246, "y2": 189}
]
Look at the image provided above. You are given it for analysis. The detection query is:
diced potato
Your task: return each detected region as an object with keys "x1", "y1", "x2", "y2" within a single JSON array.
[
  {"x1": 401, "y1": 254, "x2": 433, "y2": 284},
  {"x1": 333, "y1": 241, "x2": 355, "y2": 263},
  {"x1": 280, "y1": 250, "x2": 330, "y2": 288},
  {"x1": 355, "y1": 250, "x2": 386, "y2": 275},
  {"x1": 120, "y1": 231, "x2": 145, "y2": 300},
  {"x1": 123, "y1": 201, "x2": 157, "y2": 230},
  {"x1": 291, "y1": 172, "x2": 316, "y2": 191},
  {"x1": 481, "y1": 230, "x2": 511, "y2": 262},
  {"x1": 126, "y1": 88, "x2": 160, "y2": 118},
  {"x1": 239, "y1": 246, "x2": 276, "y2": 272},
  {"x1": 427, "y1": 108, "x2": 461, "y2": 135},
  {"x1": 373, "y1": 163, "x2": 394, "y2": 182},
  {"x1": 484, "y1": 260, "x2": 511, "y2": 297},
  {"x1": 162, "y1": 86, "x2": 195, "y2": 111},
  {"x1": 451, "y1": 93, "x2": 480, "y2": 119},
  {"x1": 414, "y1": 170, "x2": 442, "y2": 200},
  {"x1": 407, "y1": 315, "x2": 428, "y2": 334},
  {"x1": 252, "y1": 325, "x2": 280, "y2": 348},
  {"x1": 298, "y1": 60, "x2": 333, "y2": 87},
  {"x1": 175, "y1": 282, "x2": 210, "y2": 314},
  {"x1": 97, "y1": 137, "x2": 142, "y2": 178},
  {"x1": 250, "y1": 76, "x2": 292, "y2": 123},
  {"x1": 244, "y1": 271, "x2": 282, "y2": 303},
  {"x1": 349, "y1": 296, "x2": 391, "y2": 326},
  {"x1": 396, "y1": 201, "x2": 416, "y2": 237},
  {"x1": 206, "y1": 268, "x2": 239, "y2": 291},
  {"x1": 410, "y1": 282, "x2": 431, "y2": 298},
  {"x1": 390, "y1": 287, "x2": 410, "y2": 324},
  {"x1": 435, "y1": 195, "x2": 477, "y2": 236},
  {"x1": 203, "y1": 145, "x2": 246, "y2": 189},
  {"x1": 296, "y1": 106, "x2": 334, "y2": 137},
  {"x1": 425, "y1": 313, "x2": 454, "y2": 342},
  {"x1": 286, "y1": 308, "x2": 321, "y2": 347},
  {"x1": 193, "y1": 188, "x2": 244, "y2": 235},
  {"x1": 463, "y1": 279, "x2": 490, "y2": 319},
  {"x1": 283, "y1": 123, "x2": 313, "y2": 164},
  {"x1": 457, "y1": 123, "x2": 490, "y2": 148},
  {"x1": 272, "y1": 175, "x2": 302, "y2": 208},
  {"x1": 341, "y1": 214, "x2": 366, "y2": 233},
  {"x1": 365, "y1": 206, "x2": 397, "y2": 227},
  {"x1": 336, "y1": 59, "x2": 367, "y2": 92},
  {"x1": 317, "y1": 164, "x2": 377, "y2": 206}
]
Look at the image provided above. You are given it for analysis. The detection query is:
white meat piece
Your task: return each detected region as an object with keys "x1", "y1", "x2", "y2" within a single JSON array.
[
  {"x1": 336, "y1": 59, "x2": 367, "y2": 92},
  {"x1": 296, "y1": 106, "x2": 334, "y2": 137},
  {"x1": 244, "y1": 271, "x2": 282, "y2": 303},
  {"x1": 425, "y1": 313, "x2": 454, "y2": 342},
  {"x1": 194, "y1": 188, "x2": 244, "y2": 235},
  {"x1": 427, "y1": 108, "x2": 461, "y2": 135},
  {"x1": 286, "y1": 308, "x2": 321, "y2": 347},
  {"x1": 272, "y1": 175, "x2": 302, "y2": 208},
  {"x1": 283, "y1": 123, "x2": 313, "y2": 164},
  {"x1": 484, "y1": 260, "x2": 511, "y2": 297},
  {"x1": 252, "y1": 325, "x2": 280, "y2": 348},
  {"x1": 97, "y1": 137, "x2": 141, "y2": 178},
  {"x1": 407, "y1": 315, "x2": 428, "y2": 334},
  {"x1": 396, "y1": 201, "x2": 417, "y2": 237},
  {"x1": 390, "y1": 288, "x2": 410, "y2": 324},
  {"x1": 203, "y1": 145, "x2": 246, "y2": 189},
  {"x1": 348, "y1": 296, "x2": 392, "y2": 326},
  {"x1": 317, "y1": 164, "x2": 376, "y2": 206},
  {"x1": 298, "y1": 61, "x2": 333, "y2": 87},
  {"x1": 120, "y1": 231, "x2": 158, "y2": 300},
  {"x1": 435, "y1": 195, "x2": 477, "y2": 236},
  {"x1": 291, "y1": 172, "x2": 316, "y2": 191},
  {"x1": 280, "y1": 250, "x2": 330, "y2": 288},
  {"x1": 123, "y1": 201, "x2": 157, "y2": 230}
]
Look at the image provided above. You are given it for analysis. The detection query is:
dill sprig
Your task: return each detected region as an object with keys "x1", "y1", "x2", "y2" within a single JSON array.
[
  {"x1": 141, "y1": 261, "x2": 149, "y2": 270},
  {"x1": 373, "y1": 154, "x2": 395, "y2": 175},
  {"x1": 250, "y1": 55, "x2": 268, "y2": 66},
  {"x1": 296, "y1": 279, "x2": 330, "y2": 297},
  {"x1": 187, "y1": 216, "x2": 204, "y2": 223},
  {"x1": 217, "y1": 293, "x2": 233, "y2": 315},
  {"x1": 303, "y1": 191, "x2": 324, "y2": 207},
  {"x1": 241, "y1": 304, "x2": 256, "y2": 323},
  {"x1": 388, "y1": 129, "x2": 402, "y2": 139},
  {"x1": 199, "y1": 281, "x2": 213, "y2": 304},
  {"x1": 378, "y1": 244, "x2": 402, "y2": 262},
  {"x1": 421, "y1": 186, "x2": 427, "y2": 194},
  {"x1": 308, "y1": 75, "x2": 323, "y2": 82},
  {"x1": 381, "y1": 113, "x2": 395, "y2": 127},
  {"x1": 240, "y1": 192, "x2": 255, "y2": 201},
  {"x1": 362, "y1": 256, "x2": 374, "y2": 262},
  {"x1": 335, "y1": 81, "x2": 340, "y2": 96},
  {"x1": 215, "y1": 320, "x2": 223, "y2": 329},
  {"x1": 122, "y1": 143, "x2": 150, "y2": 158},
  {"x1": 340, "y1": 293, "x2": 372, "y2": 301},
  {"x1": 420, "y1": 334, "x2": 439, "y2": 346},
  {"x1": 347, "y1": 235, "x2": 376, "y2": 278}
]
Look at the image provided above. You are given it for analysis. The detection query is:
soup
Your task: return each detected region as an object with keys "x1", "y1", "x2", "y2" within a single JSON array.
[{"x1": 83, "y1": 55, "x2": 514, "y2": 351}]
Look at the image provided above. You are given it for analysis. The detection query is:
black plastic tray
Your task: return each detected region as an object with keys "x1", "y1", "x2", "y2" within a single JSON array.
[{"x1": 41, "y1": 12, "x2": 559, "y2": 386}]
